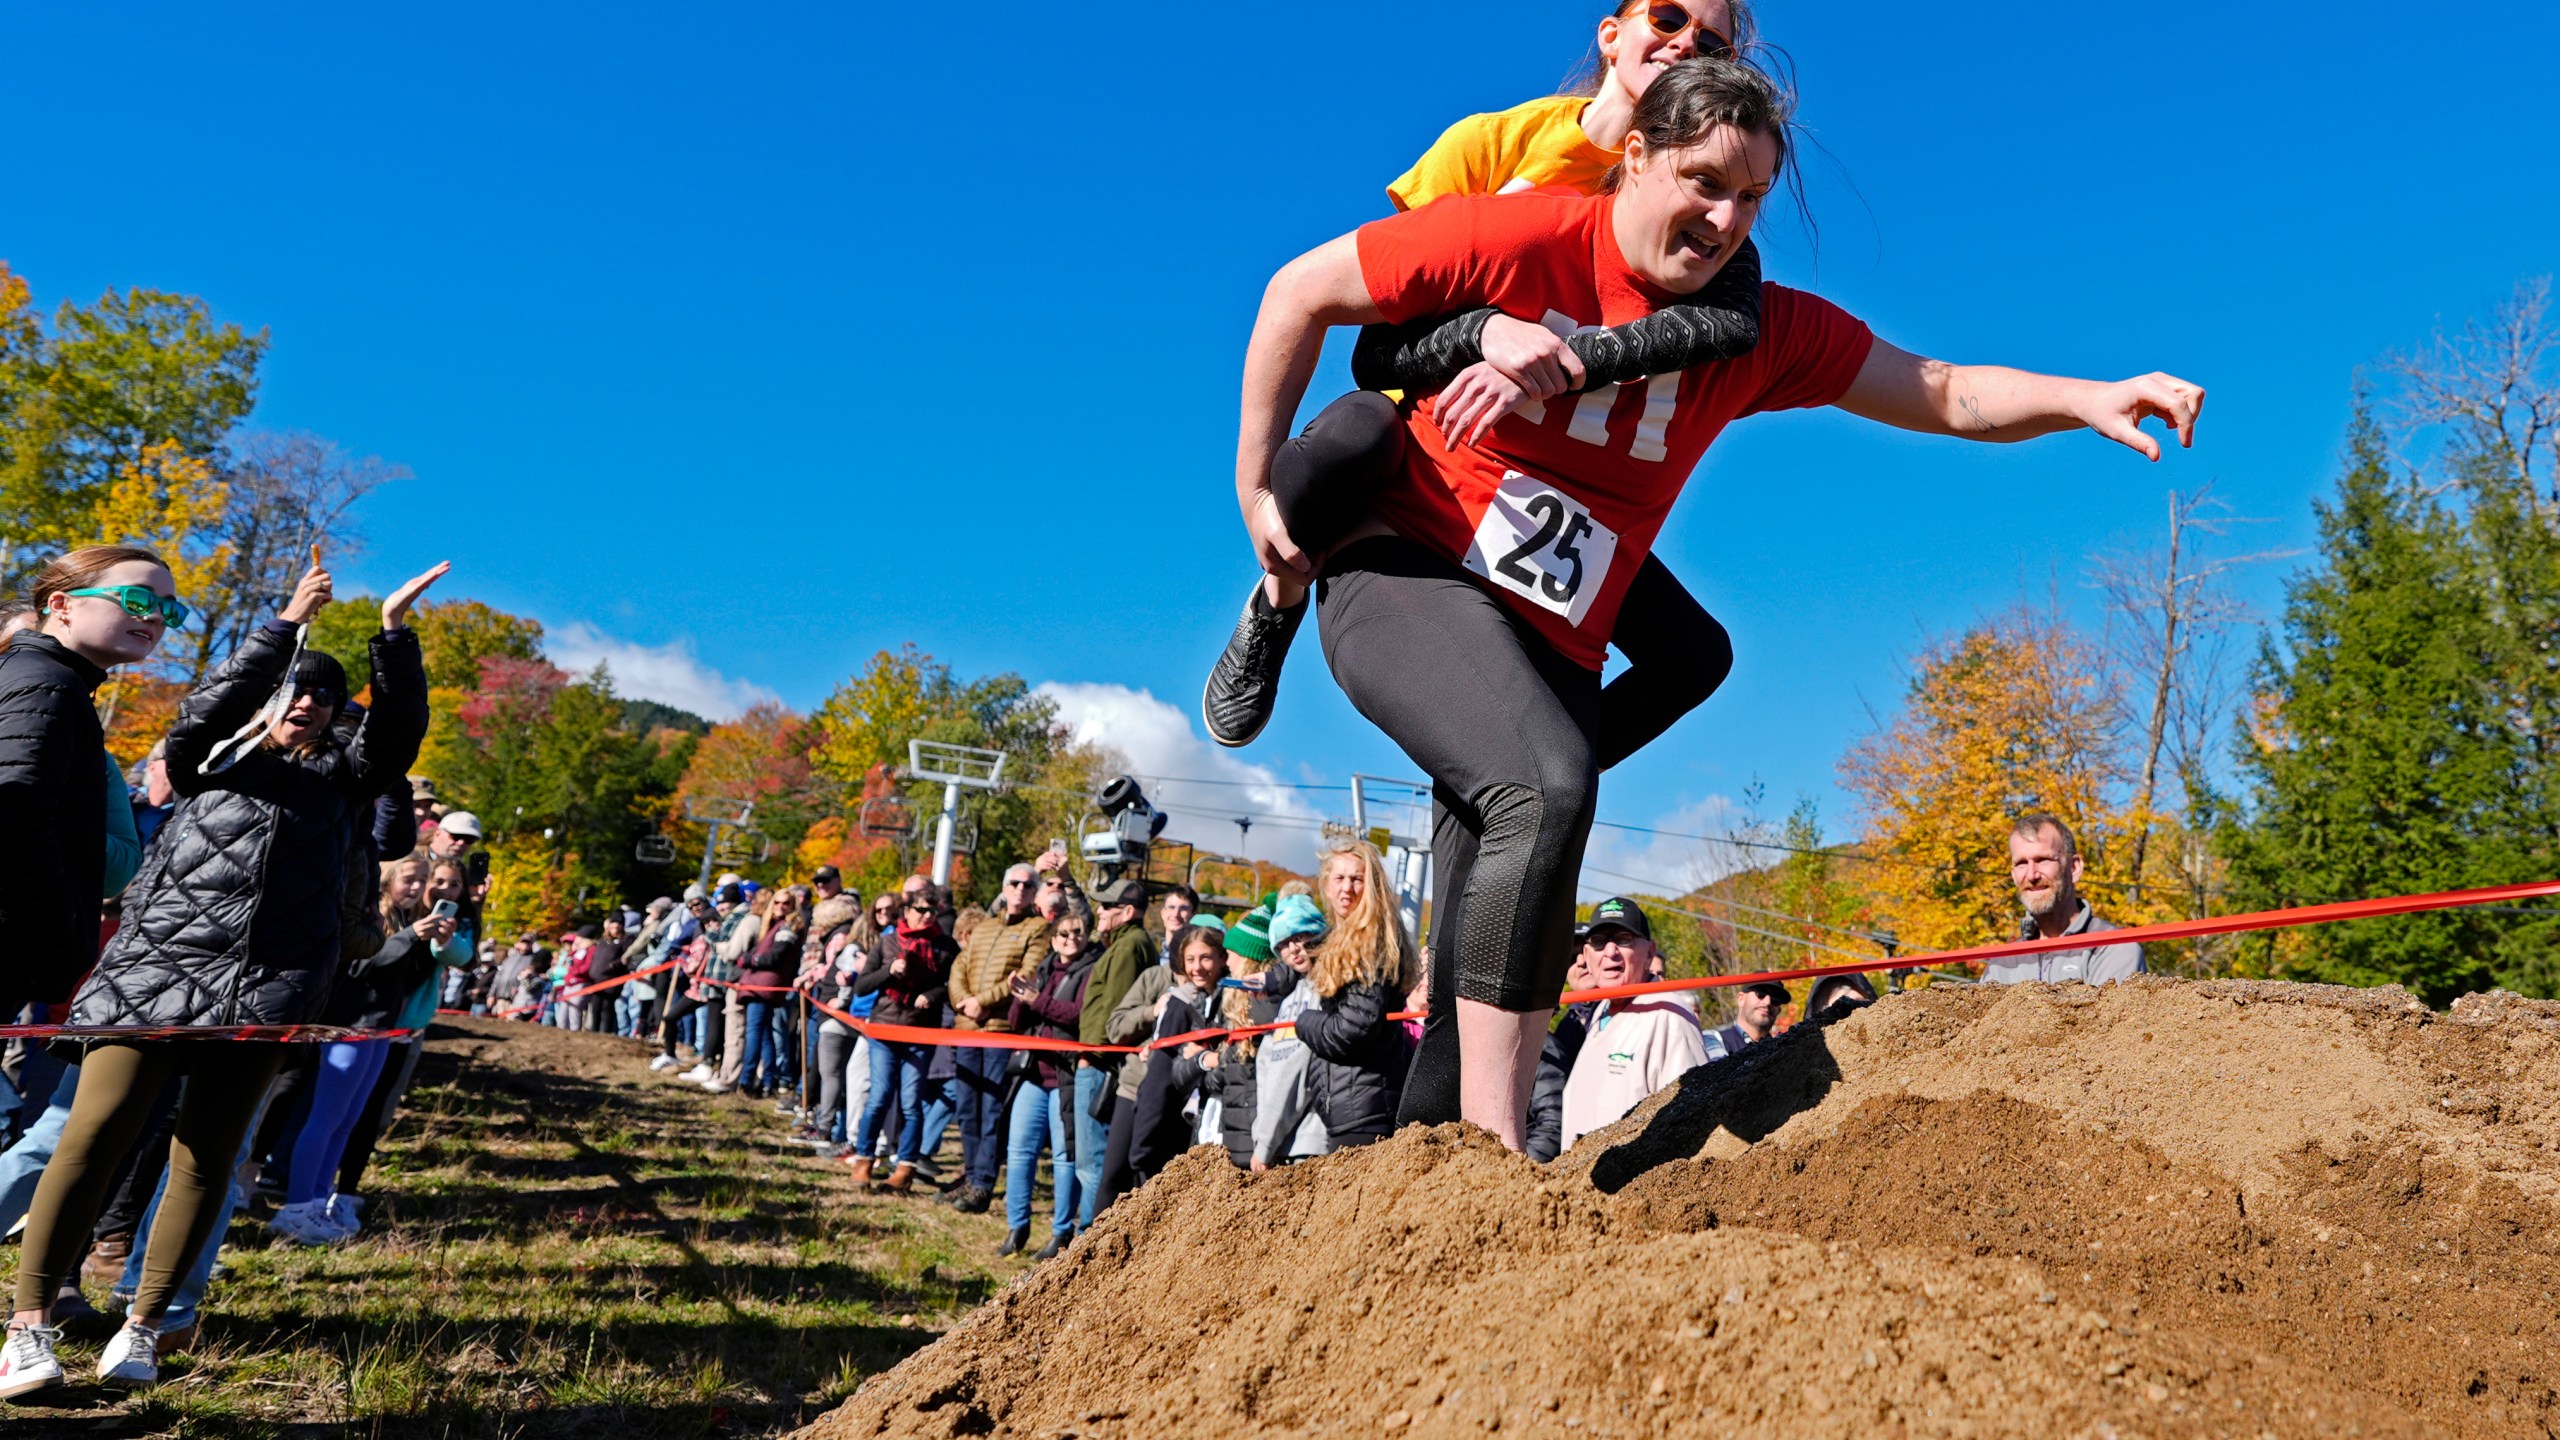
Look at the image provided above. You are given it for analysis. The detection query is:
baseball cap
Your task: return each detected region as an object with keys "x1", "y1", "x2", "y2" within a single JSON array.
[
  {"x1": 1741, "y1": 979, "x2": 1793, "y2": 1005},
  {"x1": 1092, "y1": 878, "x2": 1146, "y2": 907},
  {"x1": 1584, "y1": 896, "x2": 1652, "y2": 943},
  {"x1": 813, "y1": 865, "x2": 841, "y2": 885},
  {"x1": 440, "y1": 811, "x2": 484, "y2": 840},
  {"x1": 410, "y1": 775, "x2": 438, "y2": 800}
]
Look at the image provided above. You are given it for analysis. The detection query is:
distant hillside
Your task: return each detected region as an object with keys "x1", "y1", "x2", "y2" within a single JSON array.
[{"x1": 623, "y1": 698, "x2": 712, "y2": 735}]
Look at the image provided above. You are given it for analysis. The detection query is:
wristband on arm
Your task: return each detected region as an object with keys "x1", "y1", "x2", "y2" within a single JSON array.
[{"x1": 1350, "y1": 237, "x2": 1765, "y2": 396}]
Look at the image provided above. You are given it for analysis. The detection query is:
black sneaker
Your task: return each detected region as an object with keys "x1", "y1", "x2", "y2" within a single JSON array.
[
  {"x1": 954, "y1": 1184, "x2": 994, "y2": 1215},
  {"x1": 1202, "y1": 582, "x2": 1308, "y2": 748}
]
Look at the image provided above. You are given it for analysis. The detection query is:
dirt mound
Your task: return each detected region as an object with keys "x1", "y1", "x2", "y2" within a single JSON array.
[{"x1": 802, "y1": 980, "x2": 2560, "y2": 1439}]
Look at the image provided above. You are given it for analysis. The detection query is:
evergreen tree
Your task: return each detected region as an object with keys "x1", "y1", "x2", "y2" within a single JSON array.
[{"x1": 2223, "y1": 409, "x2": 2523, "y2": 1002}]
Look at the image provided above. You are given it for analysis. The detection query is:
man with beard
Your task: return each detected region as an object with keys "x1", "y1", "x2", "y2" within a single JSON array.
[{"x1": 1982, "y1": 813, "x2": 2144, "y2": 985}]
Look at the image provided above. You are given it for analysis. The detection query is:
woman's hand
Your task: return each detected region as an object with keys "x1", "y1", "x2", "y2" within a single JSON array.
[
  {"x1": 382, "y1": 561, "x2": 451, "y2": 632},
  {"x1": 1246, "y1": 490, "x2": 1314, "y2": 586},
  {"x1": 2068, "y1": 373, "x2": 2207, "y2": 461},
  {"x1": 414, "y1": 915, "x2": 456, "y2": 943},
  {"x1": 1198, "y1": 1049, "x2": 1221, "y2": 1071},
  {"x1": 1478, "y1": 314, "x2": 1583, "y2": 399},
  {"x1": 1434, "y1": 362, "x2": 1532, "y2": 449},
  {"x1": 1007, "y1": 973, "x2": 1037, "y2": 1000},
  {"x1": 281, "y1": 563, "x2": 334, "y2": 625},
  {"x1": 1249, "y1": 1155, "x2": 1270, "y2": 1174}
]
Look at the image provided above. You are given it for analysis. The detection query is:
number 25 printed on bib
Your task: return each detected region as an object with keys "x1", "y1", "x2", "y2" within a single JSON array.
[{"x1": 1464, "y1": 470, "x2": 1620, "y2": 629}]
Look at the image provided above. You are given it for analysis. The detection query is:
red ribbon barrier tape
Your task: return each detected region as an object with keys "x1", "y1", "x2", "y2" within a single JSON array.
[
  {"x1": 792, "y1": 876, "x2": 2560, "y2": 1059},
  {"x1": 34, "y1": 879, "x2": 2544, "y2": 1051}
]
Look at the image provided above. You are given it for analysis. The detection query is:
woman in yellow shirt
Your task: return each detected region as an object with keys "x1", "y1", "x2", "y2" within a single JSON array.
[{"x1": 1204, "y1": 0, "x2": 1767, "y2": 786}]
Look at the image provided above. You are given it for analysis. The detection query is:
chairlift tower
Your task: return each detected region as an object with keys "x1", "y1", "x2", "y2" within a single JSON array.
[
  {"x1": 907, "y1": 741, "x2": 1008, "y2": 887},
  {"x1": 682, "y1": 795, "x2": 755, "y2": 892},
  {"x1": 1348, "y1": 774, "x2": 1434, "y2": 940}
]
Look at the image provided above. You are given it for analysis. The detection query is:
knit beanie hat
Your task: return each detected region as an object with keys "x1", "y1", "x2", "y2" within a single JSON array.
[
  {"x1": 1225, "y1": 905, "x2": 1274, "y2": 964},
  {"x1": 1269, "y1": 894, "x2": 1328, "y2": 950},
  {"x1": 1191, "y1": 914, "x2": 1226, "y2": 936}
]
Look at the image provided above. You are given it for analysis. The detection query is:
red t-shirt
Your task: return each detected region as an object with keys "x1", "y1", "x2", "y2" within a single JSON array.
[{"x1": 1356, "y1": 190, "x2": 1875, "y2": 669}]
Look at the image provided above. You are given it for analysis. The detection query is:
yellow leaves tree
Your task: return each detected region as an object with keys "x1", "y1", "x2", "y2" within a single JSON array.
[
  {"x1": 91, "y1": 438, "x2": 230, "y2": 615},
  {"x1": 1839, "y1": 605, "x2": 2126, "y2": 955}
]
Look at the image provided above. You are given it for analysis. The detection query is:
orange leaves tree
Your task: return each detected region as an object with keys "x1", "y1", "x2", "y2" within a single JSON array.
[{"x1": 1839, "y1": 606, "x2": 2126, "y2": 955}]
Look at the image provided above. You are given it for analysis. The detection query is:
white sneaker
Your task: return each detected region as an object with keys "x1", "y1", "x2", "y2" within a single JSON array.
[
  {"x1": 324, "y1": 1193, "x2": 365, "y2": 1238},
  {"x1": 700, "y1": 1079, "x2": 734, "y2": 1094},
  {"x1": 648, "y1": 1054, "x2": 679, "y2": 1072},
  {"x1": 0, "y1": 1322, "x2": 63, "y2": 1400},
  {"x1": 267, "y1": 1199, "x2": 343, "y2": 1247},
  {"x1": 95, "y1": 1319, "x2": 158, "y2": 1387},
  {"x1": 679, "y1": 1064, "x2": 713, "y2": 1082}
]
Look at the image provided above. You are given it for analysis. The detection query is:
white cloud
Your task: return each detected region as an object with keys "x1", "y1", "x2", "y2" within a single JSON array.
[
  {"x1": 1035, "y1": 681, "x2": 1330, "y2": 869},
  {"x1": 548, "y1": 621, "x2": 780, "y2": 722}
]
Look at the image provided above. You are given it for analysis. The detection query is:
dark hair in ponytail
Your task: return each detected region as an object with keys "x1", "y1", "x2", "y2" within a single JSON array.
[{"x1": 1598, "y1": 56, "x2": 1794, "y2": 194}]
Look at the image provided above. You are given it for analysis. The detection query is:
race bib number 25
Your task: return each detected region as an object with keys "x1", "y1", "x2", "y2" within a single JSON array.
[{"x1": 1463, "y1": 470, "x2": 1620, "y2": 629}]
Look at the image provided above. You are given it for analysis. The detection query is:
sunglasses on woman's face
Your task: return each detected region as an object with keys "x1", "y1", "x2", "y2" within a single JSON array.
[
  {"x1": 1644, "y1": 1, "x2": 1734, "y2": 58},
  {"x1": 64, "y1": 585, "x2": 189, "y2": 627}
]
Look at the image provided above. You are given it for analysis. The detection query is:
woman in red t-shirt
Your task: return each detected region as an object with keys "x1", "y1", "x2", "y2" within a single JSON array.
[{"x1": 1231, "y1": 58, "x2": 2203, "y2": 1151}]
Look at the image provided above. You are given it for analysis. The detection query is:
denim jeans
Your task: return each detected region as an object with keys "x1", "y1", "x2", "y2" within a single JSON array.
[
  {"x1": 738, "y1": 1001, "x2": 775, "y2": 1092},
  {"x1": 1072, "y1": 1063, "x2": 1111, "y2": 1230},
  {"x1": 1004, "y1": 1083, "x2": 1078, "y2": 1236},
  {"x1": 855, "y1": 1041, "x2": 928, "y2": 1164},
  {"x1": 0, "y1": 1063, "x2": 79, "y2": 1234},
  {"x1": 768, "y1": 1002, "x2": 799, "y2": 1090},
  {"x1": 285, "y1": 1040, "x2": 393, "y2": 1206},
  {"x1": 953, "y1": 1045, "x2": 1012, "y2": 1189},
  {"x1": 917, "y1": 1072, "x2": 955, "y2": 1159}
]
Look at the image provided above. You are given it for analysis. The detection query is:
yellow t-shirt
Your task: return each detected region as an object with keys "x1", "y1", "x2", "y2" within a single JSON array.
[{"x1": 1385, "y1": 94, "x2": 1619, "y2": 212}]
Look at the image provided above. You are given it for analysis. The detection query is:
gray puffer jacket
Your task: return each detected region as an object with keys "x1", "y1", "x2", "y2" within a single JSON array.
[{"x1": 70, "y1": 624, "x2": 426, "y2": 1031}]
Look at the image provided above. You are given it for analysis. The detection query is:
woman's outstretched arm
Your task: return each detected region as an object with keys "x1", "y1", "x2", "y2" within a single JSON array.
[{"x1": 1834, "y1": 338, "x2": 2205, "y2": 458}]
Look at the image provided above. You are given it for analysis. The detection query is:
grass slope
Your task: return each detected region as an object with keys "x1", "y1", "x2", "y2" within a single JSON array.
[{"x1": 0, "y1": 1017, "x2": 1030, "y2": 1438}]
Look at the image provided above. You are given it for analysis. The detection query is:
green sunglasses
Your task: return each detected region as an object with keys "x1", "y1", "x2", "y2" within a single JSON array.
[{"x1": 63, "y1": 585, "x2": 190, "y2": 627}]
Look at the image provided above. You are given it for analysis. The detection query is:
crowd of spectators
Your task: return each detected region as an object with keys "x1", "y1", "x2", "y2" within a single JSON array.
[{"x1": 0, "y1": 542, "x2": 2146, "y2": 1402}]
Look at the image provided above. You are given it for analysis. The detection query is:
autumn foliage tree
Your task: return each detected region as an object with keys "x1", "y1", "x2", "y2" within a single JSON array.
[{"x1": 1840, "y1": 605, "x2": 2126, "y2": 955}]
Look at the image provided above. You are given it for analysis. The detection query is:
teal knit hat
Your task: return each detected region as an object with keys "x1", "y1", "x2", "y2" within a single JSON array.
[{"x1": 1225, "y1": 904, "x2": 1274, "y2": 964}]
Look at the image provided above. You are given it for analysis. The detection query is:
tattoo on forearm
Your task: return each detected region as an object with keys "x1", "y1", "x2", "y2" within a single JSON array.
[{"x1": 1959, "y1": 396, "x2": 1997, "y2": 433}]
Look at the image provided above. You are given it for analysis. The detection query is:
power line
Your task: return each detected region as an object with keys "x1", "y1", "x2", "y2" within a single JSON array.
[
  {"x1": 1576, "y1": 863, "x2": 1893, "y2": 954},
  {"x1": 1575, "y1": 862, "x2": 1895, "y2": 946}
]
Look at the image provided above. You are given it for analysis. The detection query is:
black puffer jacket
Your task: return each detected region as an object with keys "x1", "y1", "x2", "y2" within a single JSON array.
[
  {"x1": 0, "y1": 634, "x2": 112, "y2": 1006},
  {"x1": 71, "y1": 624, "x2": 427, "y2": 1031},
  {"x1": 1187, "y1": 992, "x2": 1275, "y2": 1169},
  {"x1": 1267, "y1": 962, "x2": 1409, "y2": 1145}
]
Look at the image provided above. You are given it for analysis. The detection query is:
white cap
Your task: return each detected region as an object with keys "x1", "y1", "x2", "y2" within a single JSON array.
[{"x1": 440, "y1": 811, "x2": 484, "y2": 840}]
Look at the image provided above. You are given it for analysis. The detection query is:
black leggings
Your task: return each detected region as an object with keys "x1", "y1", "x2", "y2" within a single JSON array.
[{"x1": 1273, "y1": 392, "x2": 1733, "y2": 771}]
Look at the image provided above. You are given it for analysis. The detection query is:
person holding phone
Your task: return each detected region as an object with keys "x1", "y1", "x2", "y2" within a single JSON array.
[{"x1": 267, "y1": 853, "x2": 460, "y2": 1245}]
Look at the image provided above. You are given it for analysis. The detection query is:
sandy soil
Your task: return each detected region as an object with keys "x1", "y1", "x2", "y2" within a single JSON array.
[{"x1": 800, "y1": 979, "x2": 2560, "y2": 1440}]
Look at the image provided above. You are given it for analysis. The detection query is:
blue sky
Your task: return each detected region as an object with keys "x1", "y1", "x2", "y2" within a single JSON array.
[{"x1": 11, "y1": 2, "x2": 2557, "y2": 883}]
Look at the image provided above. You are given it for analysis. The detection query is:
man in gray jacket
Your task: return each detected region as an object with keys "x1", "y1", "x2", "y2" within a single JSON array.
[{"x1": 1982, "y1": 813, "x2": 2144, "y2": 985}]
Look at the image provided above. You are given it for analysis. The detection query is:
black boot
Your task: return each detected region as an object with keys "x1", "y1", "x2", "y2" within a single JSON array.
[
  {"x1": 1034, "y1": 1232, "x2": 1068, "y2": 1261},
  {"x1": 996, "y1": 1226, "x2": 1030, "y2": 1258}
]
